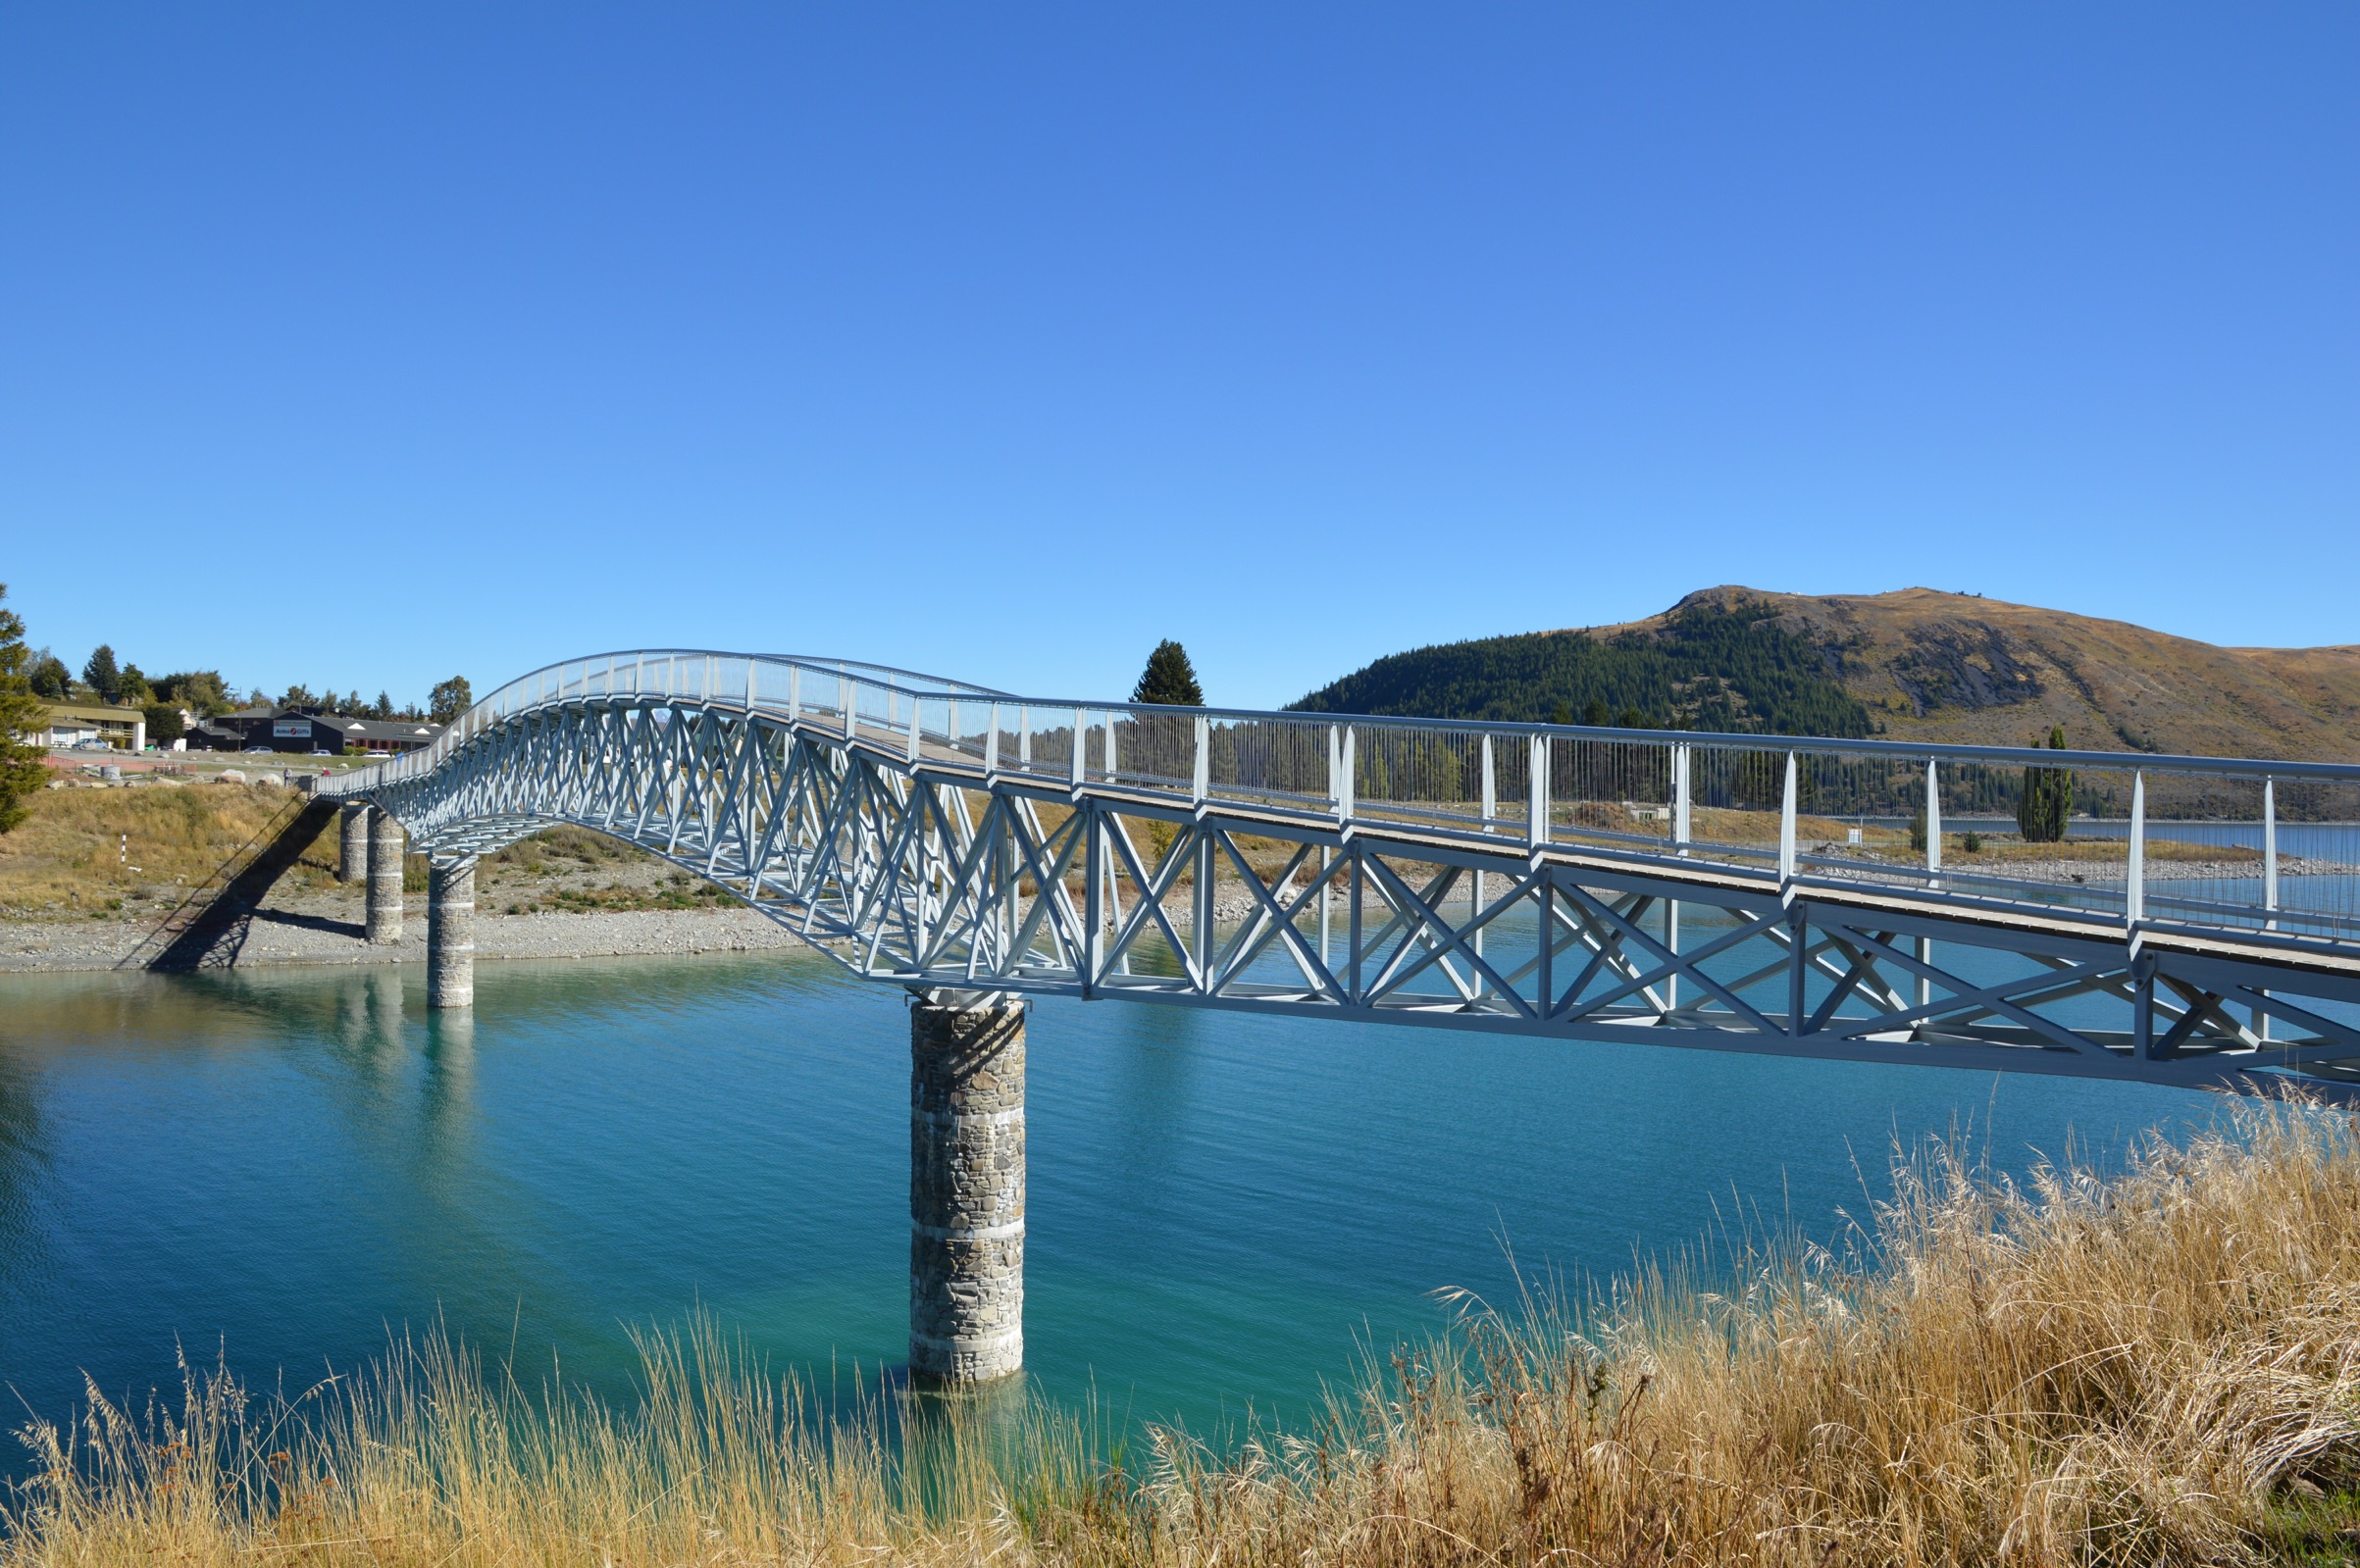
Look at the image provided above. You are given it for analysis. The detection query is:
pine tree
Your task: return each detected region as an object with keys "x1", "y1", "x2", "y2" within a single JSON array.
[
  {"x1": 82, "y1": 644, "x2": 122, "y2": 703},
  {"x1": 0, "y1": 586, "x2": 54, "y2": 834},
  {"x1": 2016, "y1": 725, "x2": 2074, "y2": 843},
  {"x1": 1132, "y1": 641, "x2": 1204, "y2": 707}
]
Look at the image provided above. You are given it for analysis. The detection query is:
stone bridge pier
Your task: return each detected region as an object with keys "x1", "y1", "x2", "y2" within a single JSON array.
[
  {"x1": 338, "y1": 802, "x2": 369, "y2": 884},
  {"x1": 909, "y1": 996, "x2": 1026, "y2": 1384},
  {"x1": 365, "y1": 806, "x2": 404, "y2": 944},
  {"x1": 427, "y1": 859, "x2": 476, "y2": 1009}
]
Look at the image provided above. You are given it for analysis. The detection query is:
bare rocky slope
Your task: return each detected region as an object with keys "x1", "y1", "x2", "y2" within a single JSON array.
[{"x1": 1592, "y1": 587, "x2": 2360, "y2": 761}]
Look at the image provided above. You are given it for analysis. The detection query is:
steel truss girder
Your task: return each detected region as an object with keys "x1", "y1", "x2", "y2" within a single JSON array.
[{"x1": 343, "y1": 694, "x2": 2360, "y2": 1100}]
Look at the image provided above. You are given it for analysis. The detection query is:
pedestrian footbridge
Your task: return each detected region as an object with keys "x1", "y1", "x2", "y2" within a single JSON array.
[
  {"x1": 315, "y1": 648, "x2": 2360, "y2": 1383},
  {"x1": 318, "y1": 648, "x2": 2360, "y2": 1100}
]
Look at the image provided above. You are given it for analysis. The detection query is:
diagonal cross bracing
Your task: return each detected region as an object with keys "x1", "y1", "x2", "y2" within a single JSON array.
[{"x1": 322, "y1": 651, "x2": 2360, "y2": 1100}]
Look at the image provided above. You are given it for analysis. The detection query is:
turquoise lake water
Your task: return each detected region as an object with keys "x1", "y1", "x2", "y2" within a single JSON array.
[{"x1": 0, "y1": 950, "x2": 2210, "y2": 1451}]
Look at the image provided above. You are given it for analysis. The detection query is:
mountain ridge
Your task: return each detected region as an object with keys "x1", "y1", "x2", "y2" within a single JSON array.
[{"x1": 1296, "y1": 587, "x2": 2360, "y2": 762}]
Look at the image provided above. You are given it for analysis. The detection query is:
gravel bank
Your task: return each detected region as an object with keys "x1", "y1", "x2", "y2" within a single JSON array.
[{"x1": 0, "y1": 905, "x2": 806, "y2": 973}]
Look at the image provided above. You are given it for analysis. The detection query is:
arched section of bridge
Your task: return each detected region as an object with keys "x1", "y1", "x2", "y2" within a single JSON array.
[{"x1": 319, "y1": 649, "x2": 2360, "y2": 1379}]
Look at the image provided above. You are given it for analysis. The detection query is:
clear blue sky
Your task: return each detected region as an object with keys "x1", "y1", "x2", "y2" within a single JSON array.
[{"x1": 4, "y1": 4, "x2": 2354, "y2": 712}]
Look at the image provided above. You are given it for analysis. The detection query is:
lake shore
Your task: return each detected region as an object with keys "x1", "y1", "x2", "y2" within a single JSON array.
[{"x1": 0, "y1": 903, "x2": 810, "y2": 973}]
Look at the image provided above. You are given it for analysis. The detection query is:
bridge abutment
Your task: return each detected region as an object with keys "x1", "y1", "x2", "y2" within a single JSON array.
[
  {"x1": 365, "y1": 807, "x2": 404, "y2": 944},
  {"x1": 338, "y1": 802, "x2": 369, "y2": 884},
  {"x1": 428, "y1": 859, "x2": 476, "y2": 1009},
  {"x1": 909, "y1": 997, "x2": 1025, "y2": 1384}
]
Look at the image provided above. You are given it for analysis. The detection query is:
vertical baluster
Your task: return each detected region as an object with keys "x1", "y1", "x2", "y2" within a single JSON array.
[
  {"x1": 2128, "y1": 772, "x2": 2147, "y2": 929},
  {"x1": 2261, "y1": 777, "x2": 2277, "y2": 1041},
  {"x1": 1920, "y1": 758, "x2": 1939, "y2": 1011},
  {"x1": 1778, "y1": 752, "x2": 1797, "y2": 885},
  {"x1": 1340, "y1": 728, "x2": 1357, "y2": 821},
  {"x1": 1526, "y1": 733, "x2": 1547, "y2": 850}
]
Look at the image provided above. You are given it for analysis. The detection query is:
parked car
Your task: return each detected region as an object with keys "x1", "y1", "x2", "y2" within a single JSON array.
[
  {"x1": 242, "y1": 746, "x2": 273, "y2": 754},
  {"x1": 309, "y1": 748, "x2": 333, "y2": 756}
]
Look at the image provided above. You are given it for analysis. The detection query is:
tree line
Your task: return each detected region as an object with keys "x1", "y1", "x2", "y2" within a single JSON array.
[
  {"x1": 23, "y1": 635, "x2": 476, "y2": 736},
  {"x1": 1286, "y1": 601, "x2": 1875, "y2": 738}
]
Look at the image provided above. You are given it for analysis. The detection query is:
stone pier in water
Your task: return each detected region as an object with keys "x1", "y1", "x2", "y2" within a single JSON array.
[
  {"x1": 908, "y1": 997, "x2": 1026, "y2": 1383},
  {"x1": 427, "y1": 859, "x2": 476, "y2": 1009},
  {"x1": 365, "y1": 807, "x2": 404, "y2": 945}
]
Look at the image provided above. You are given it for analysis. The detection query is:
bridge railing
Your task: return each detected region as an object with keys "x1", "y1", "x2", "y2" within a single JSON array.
[{"x1": 325, "y1": 650, "x2": 2360, "y2": 948}]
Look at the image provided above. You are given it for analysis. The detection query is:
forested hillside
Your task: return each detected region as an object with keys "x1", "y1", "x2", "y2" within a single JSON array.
[
  {"x1": 1292, "y1": 587, "x2": 2360, "y2": 760},
  {"x1": 1290, "y1": 601, "x2": 1873, "y2": 736}
]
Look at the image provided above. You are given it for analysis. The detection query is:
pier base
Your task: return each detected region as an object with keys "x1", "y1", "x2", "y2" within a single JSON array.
[
  {"x1": 338, "y1": 802, "x2": 369, "y2": 884},
  {"x1": 909, "y1": 997, "x2": 1026, "y2": 1383},
  {"x1": 366, "y1": 807, "x2": 404, "y2": 945},
  {"x1": 428, "y1": 859, "x2": 476, "y2": 1009}
]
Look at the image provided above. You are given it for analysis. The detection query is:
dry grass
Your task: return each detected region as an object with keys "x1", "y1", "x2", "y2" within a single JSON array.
[
  {"x1": 0, "y1": 782, "x2": 337, "y2": 919},
  {"x1": 13, "y1": 1101, "x2": 2360, "y2": 1565}
]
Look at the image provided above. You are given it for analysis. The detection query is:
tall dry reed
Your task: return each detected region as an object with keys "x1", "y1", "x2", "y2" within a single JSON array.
[{"x1": 11, "y1": 1099, "x2": 2360, "y2": 1566}]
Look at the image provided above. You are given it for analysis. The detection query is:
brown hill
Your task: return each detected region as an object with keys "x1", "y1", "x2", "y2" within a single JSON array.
[{"x1": 1594, "y1": 587, "x2": 2360, "y2": 762}]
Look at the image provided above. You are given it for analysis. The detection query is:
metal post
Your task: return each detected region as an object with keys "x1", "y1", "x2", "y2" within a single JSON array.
[
  {"x1": 1105, "y1": 713, "x2": 1118, "y2": 780},
  {"x1": 1071, "y1": 709, "x2": 1086, "y2": 787},
  {"x1": 2264, "y1": 778, "x2": 2280, "y2": 919},
  {"x1": 788, "y1": 665, "x2": 800, "y2": 721},
  {"x1": 1192, "y1": 715, "x2": 1208, "y2": 804},
  {"x1": 1778, "y1": 751, "x2": 1798, "y2": 886},
  {"x1": 2262, "y1": 777, "x2": 2277, "y2": 1040},
  {"x1": 2128, "y1": 771, "x2": 2146, "y2": 930},
  {"x1": 1327, "y1": 724, "x2": 1340, "y2": 809},
  {"x1": 1672, "y1": 743, "x2": 1691, "y2": 851},
  {"x1": 842, "y1": 676, "x2": 855, "y2": 739},
  {"x1": 1018, "y1": 706, "x2": 1031, "y2": 766},
  {"x1": 1340, "y1": 728, "x2": 1357, "y2": 821},
  {"x1": 1527, "y1": 733, "x2": 1548, "y2": 850},
  {"x1": 1480, "y1": 735, "x2": 1496, "y2": 828},
  {"x1": 908, "y1": 997, "x2": 1025, "y2": 1384},
  {"x1": 1668, "y1": 742, "x2": 1688, "y2": 1010},
  {"x1": 906, "y1": 693, "x2": 921, "y2": 762},
  {"x1": 986, "y1": 704, "x2": 1000, "y2": 776},
  {"x1": 1920, "y1": 758, "x2": 1939, "y2": 1010}
]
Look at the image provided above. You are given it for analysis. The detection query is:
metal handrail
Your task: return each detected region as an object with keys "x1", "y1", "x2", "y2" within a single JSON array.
[{"x1": 319, "y1": 648, "x2": 2360, "y2": 951}]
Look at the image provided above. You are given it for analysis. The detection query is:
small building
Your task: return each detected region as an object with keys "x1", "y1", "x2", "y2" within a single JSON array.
[
  {"x1": 35, "y1": 702, "x2": 146, "y2": 753},
  {"x1": 333, "y1": 717, "x2": 443, "y2": 755},
  {"x1": 185, "y1": 706, "x2": 444, "y2": 754}
]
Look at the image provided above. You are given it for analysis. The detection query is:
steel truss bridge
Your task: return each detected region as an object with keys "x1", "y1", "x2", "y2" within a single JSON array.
[{"x1": 320, "y1": 650, "x2": 2360, "y2": 1099}]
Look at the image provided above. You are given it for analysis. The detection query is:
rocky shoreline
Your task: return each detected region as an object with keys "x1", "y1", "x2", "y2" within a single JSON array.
[{"x1": 0, "y1": 905, "x2": 810, "y2": 974}]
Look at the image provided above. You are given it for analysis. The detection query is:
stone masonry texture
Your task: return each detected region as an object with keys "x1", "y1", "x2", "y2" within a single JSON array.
[
  {"x1": 427, "y1": 859, "x2": 476, "y2": 1009},
  {"x1": 909, "y1": 999, "x2": 1026, "y2": 1382},
  {"x1": 338, "y1": 802, "x2": 369, "y2": 884},
  {"x1": 366, "y1": 806, "x2": 405, "y2": 945}
]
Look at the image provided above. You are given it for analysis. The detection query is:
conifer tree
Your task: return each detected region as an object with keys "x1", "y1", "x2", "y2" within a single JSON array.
[
  {"x1": 0, "y1": 586, "x2": 54, "y2": 834},
  {"x1": 82, "y1": 644, "x2": 121, "y2": 703},
  {"x1": 1132, "y1": 640, "x2": 1204, "y2": 707},
  {"x1": 2016, "y1": 725, "x2": 2074, "y2": 843}
]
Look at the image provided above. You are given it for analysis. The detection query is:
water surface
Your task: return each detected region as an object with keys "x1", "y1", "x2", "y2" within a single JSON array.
[{"x1": 0, "y1": 951, "x2": 2206, "y2": 1448}]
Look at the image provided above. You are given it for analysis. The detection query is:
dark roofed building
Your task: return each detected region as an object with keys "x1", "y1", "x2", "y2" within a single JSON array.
[{"x1": 185, "y1": 707, "x2": 444, "y2": 754}]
